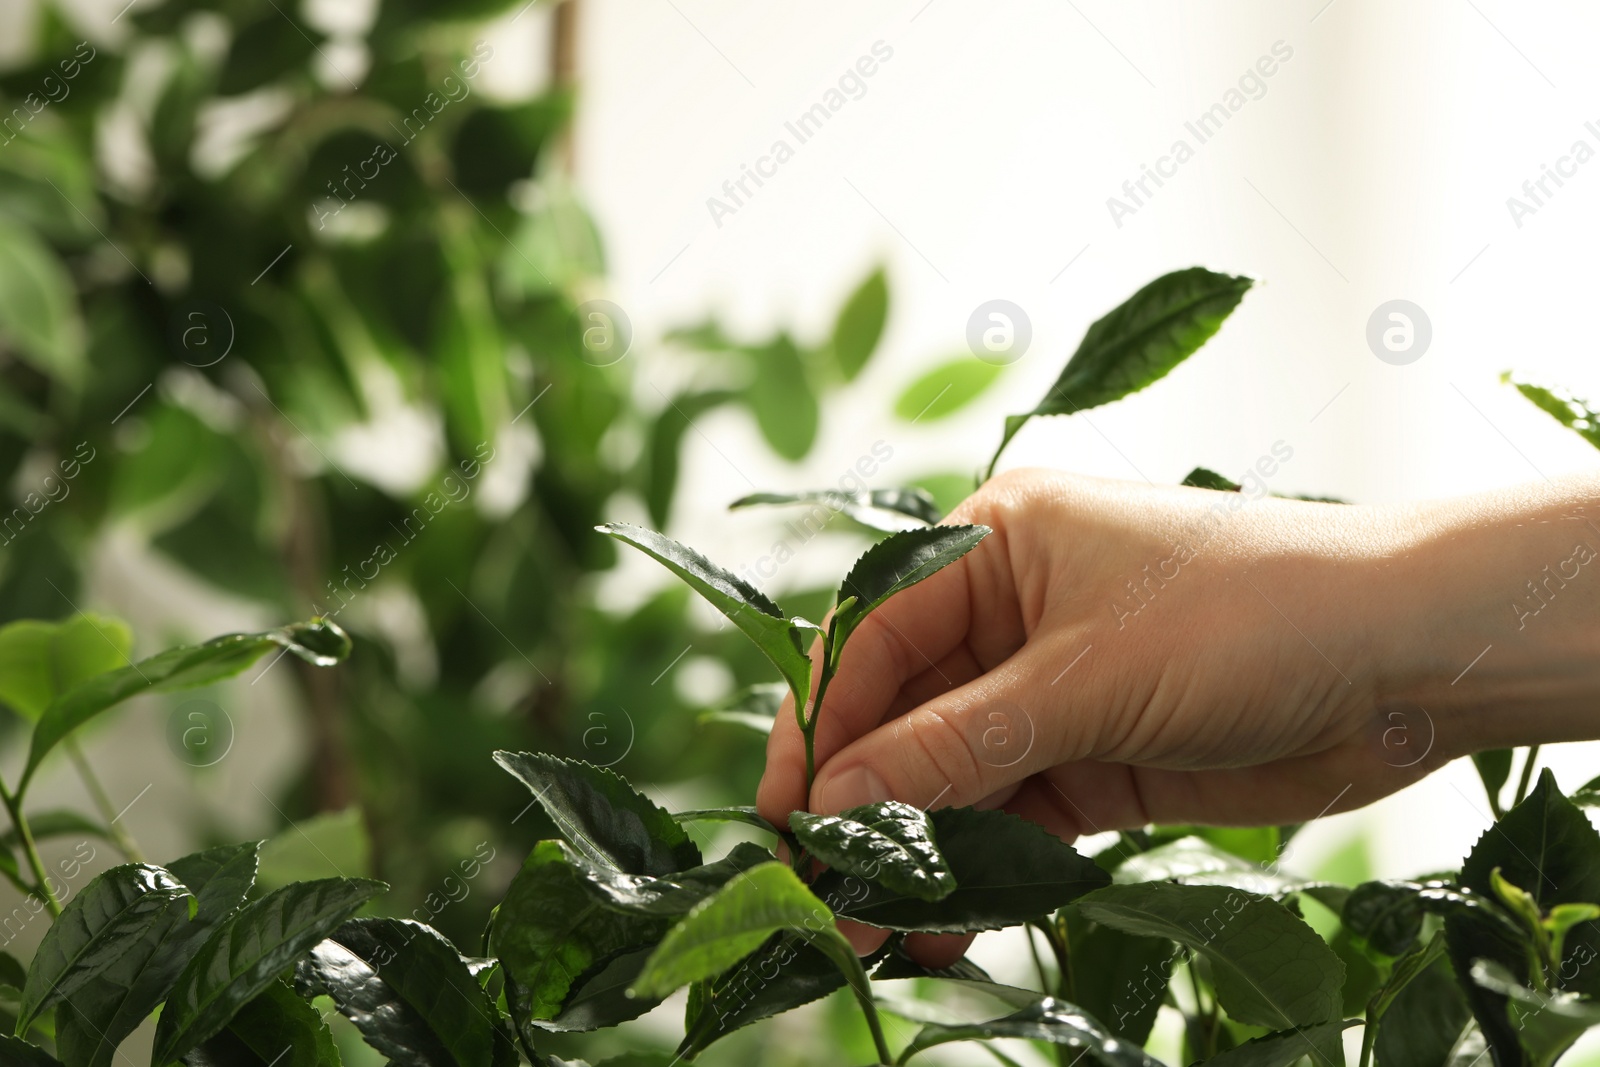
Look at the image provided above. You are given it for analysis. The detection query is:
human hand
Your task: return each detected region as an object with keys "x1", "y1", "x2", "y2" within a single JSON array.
[{"x1": 756, "y1": 467, "x2": 1600, "y2": 962}]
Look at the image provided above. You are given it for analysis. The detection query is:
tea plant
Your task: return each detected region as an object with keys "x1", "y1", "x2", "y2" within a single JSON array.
[{"x1": 5, "y1": 268, "x2": 1600, "y2": 1067}]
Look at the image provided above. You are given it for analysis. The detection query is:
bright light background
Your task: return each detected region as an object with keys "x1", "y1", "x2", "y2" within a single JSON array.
[{"x1": 572, "y1": 0, "x2": 1600, "y2": 885}]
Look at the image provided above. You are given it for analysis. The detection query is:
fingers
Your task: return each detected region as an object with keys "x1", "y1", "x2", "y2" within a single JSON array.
[
  {"x1": 809, "y1": 641, "x2": 1072, "y2": 815},
  {"x1": 904, "y1": 932, "x2": 975, "y2": 969},
  {"x1": 758, "y1": 545, "x2": 998, "y2": 825}
]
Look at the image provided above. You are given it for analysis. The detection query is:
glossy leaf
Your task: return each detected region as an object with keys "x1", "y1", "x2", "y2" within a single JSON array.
[
  {"x1": 672, "y1": 807, "x2": 781, "y2": 837},
  {"x1": 990, "y1": 267, "x2": 1252, "y2": 475},
  {"x1": 597, "y1": 524, "x2": 814, "y2": 715},
  {"x1": 23, "y1": 619, "x2": 351, "y2": 790},
  {"x1": 729, "y1": 487, "x2": 939, "y2": 533},
  {"x1": 1472, "y1": 959, "x2": 1600, "y2": 1067},
  {"x1": 528, "y1": 947, "x2": 656, "y2": 1034},
  {"x1": 57, "y1": 843, "x2": 260, "y2": 1067},
  {"x1": 1112, "y1": 835, "x2": 1302, "y2": 897},
  {"x1": 1078, "y1": 881, "x2": 1344, "y2": 1029},
  {"x1": 632, "y1": 862, "x2": 848, "y2": 998},
  {"x1": 0, "y1": 613, "x2": 132, "y2": 720},
  {"x1": 832, "y1": 525, "x2": 990, "y2": 646},
  {"x1": 18, "y1": 863, "x2": 192, "y2": 1032},
  {"x1": 152, "y1": 877, "x2": 385, "y2": 1063},
  {"x1": 1505, "y1": 374, "x2": 1600, "y2": 451},
  {"x1": 182, "y1": 978, "x2": 341, "y2": 1067},
  {"x1": 893, "y1": 357, "x2": 1003, "y2": 422},
  {"x1": 492, "y1": 751, "x2": 699, "y2": 876},
  {"x1": 790, "y1": 801, "x2": 954, "y2": 902},
  {"x1": 490, "y1": 840, "x2": 667, "y2": 1022},
  {"x1": 1344, "y1": 880, "x2": 1513, "y2": 957},
  {"x1": 1203, "y1": 1020, "x2": 1351, "y2": 1067},
  {"x1": 303, "y1": 918, "x2": 515, "y2": 1067},
  {"x1": 816, "y1": 806, "x2": 1108, "y2": 932},
  {"x1": 1059, "y1": 905, "x2": 1173, "y2": 1045},
  {"x1": 895, "y1": 996, "x2": 1160, "y2": 1067},
  {"x1": 571, "y1": 842, "x2": 775, "y2": 917},
  {"x1": 831, "y1": 267, "x2": 888, "y2": 381}
]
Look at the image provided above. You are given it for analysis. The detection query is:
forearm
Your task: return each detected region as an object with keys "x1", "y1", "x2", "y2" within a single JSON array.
[{"x1": 1374, "y1": 473, "x2": 1600, "y2": 755}]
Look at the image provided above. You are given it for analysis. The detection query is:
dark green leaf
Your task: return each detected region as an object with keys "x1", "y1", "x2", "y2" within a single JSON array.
[
  {"x1": 1473, "y1": 750, "x2": 1514, "y2": 810},
  {"x1": 309, "y1": 918, "x2": 515, "y2": 1067},
  {"x1": 0, "y1": 1035, "x2": 60, "y2": 1065},
  {"x1": 18, "y1": 864, "x2": 192, "y2": 1032},
  {"x1": 1471, "y1": 959, "x2": 1600, "y2": 1067},
  {"x1": 831, "y1": 268, "x2": 888, "y2": 381},
  {"x1": 729, "y1": 487, "x2": 939, "y2": 533},
  {"x1": 991, "y1": 268, "x2": 1252, "y2": 475},
  {"x1": 1060, "y1": 905, "x2": 1173, "y2": 1046},
  {"x1": 896, "y1": 996, "x2": 1160, "y2": 1067},
  {"x1": 1181, "y1": 466, "x2": 1241, "y2": 492},
  {"x1": 0, "y1": 614, "x2": 132, "y2": 720},
  {"x1": 1203, "y1": 1020, "x2": 1351, "y2": 1067},
  {"x1": 1504, "y1": 374, "x2": 1600, "y2": 451},
  {"x1": 491, "y1": 751, "x2": 699, "y2": 876},
  {"x1": 632, "y1": 862, "x2": 849, "y2": 998},
  {"x1": 833, "y1": 525, "x2": 989, "y2": 643},
  {"x1": 596, "y1": 524, "x2": 814, "y2": 715},
  {"x1": 816, "y1": 806, "x2": 1108, "y2": 933},
  {"x1": 181, "y1": 979, "x2": 340, "y2": 1067},
  {"x1": 571, "y1": 842, "x2": 775, "y2": 917},
  {"x1": 490, "y1": 840, "x2": 667, "y2": 1023},
  {"x1": 1078, "y1": 882, "x2": 1344, "y2": 1029},
  {"x1": 791, "y1": 801, "x2": 954, "y2": 902},
  {"x1": 151, "y1": 877, "x2": 386, "y2": 1063},
  {"x1": 528, "y1": 948, "x2": 655, "y2": 1033},
  {"x1": 57, "y1": 843, "x2": 260, "y2": 1067},
  {"x1": 1375, "y1": 955, "x2": 1470, "y2": 1067},
  {"x1": 893, "y1": 358, "x2": 1003, "y2": 422},
  {"x1": 672, "y1": 807, "x2": 781, "y2": 837},
  {"x1": 23, "y1": 619, "x2": 351, "y2": 790},
  {"x1": 1344, "y1": 880, "x2": 1511, "y2": 957}
]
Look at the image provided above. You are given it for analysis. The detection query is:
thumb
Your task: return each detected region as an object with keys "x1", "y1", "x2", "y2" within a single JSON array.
[{"x1": 808, "y1": 642, "x2": 1068, "y2": 815}]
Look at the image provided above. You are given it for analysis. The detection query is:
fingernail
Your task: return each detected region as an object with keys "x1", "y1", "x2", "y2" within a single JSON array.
[{"x1": 818, "y1": 765, "x2": 890, "y2": 814}]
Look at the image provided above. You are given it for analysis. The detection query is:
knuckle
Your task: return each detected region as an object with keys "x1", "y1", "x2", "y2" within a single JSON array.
[{"x1": 895, "y1": 706, "x2": 987, "y2": 804}]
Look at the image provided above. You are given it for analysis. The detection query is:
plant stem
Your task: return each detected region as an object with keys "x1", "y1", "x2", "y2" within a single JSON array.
[
  {"x1": 801, "y1": 641, "x2": 840, "y2": 804},
  {"x1": 0, "y1": 781, "x2": 60, "y2": 916},
  {"x1": 65, "y1": 738, "x2": 144, "y2": 862},
  {"x1": 827, "y1": 932, "x2": 892, "y2": 1065},
  {"x1": 1357, "y1": 1012, "x2": 1378, "y2": 1067},
  {"x1": 1513, "y1": 745, "x2": 1542, "y2": 808}
]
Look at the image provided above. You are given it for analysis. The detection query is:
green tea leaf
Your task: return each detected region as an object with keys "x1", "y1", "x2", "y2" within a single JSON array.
[
  {"x1": 597, "y1": 524, "x2": 814, "y2": 715},
  {"x1": 1077, "y1": 882, "x2": 1343, "y2": 1029},
  {"x1": 182, "y1": 978, "x2": 341, "y2": 1067},
  {"x1": 57, "y1": 843, "x2": 261, "y2": 1067},
  {"x1": 990, "y1": 268, "x2": 1252, "y2": 475},
  {"x1": 571, "y1": 842, "x2": 775, "y2": 918},
  {"x1": 1112, "y1": 835, "x2": 1302, "y2": 897},
  {"x1": 673, "y1": 807, "x2": 781, "y2": 837},
  {"x1": 491, "y1": 840, "x2": 667, "y2": 1022},
  {"x1": 306, "y1": 918, "x2": 516, "y2": 1067},
  {"x1": 893, "y1": 358, "x2": 1002, "y2": 423},
  {"x1": 1202, "y1": 1020, "x2": 1351, "y2": 1067},
  {"x1": 896, "y1": 996, "x2": 1161, "y2": 1067},
  {"x1": 831, "y1": 267, "x2": 888, "y2": 381},
  {"x1": 791, "y1": 801, "x2": 954, "y2": 902},
  {"x1": 1059, "y1": 905, "x2": 1173, "y2": 1045},
  {"x1": 729, "y1": 487, "x2": 939, "y2": 533},
  {"x1": 529, "y1": 947, "x2": 656, "y2": 1034},
  {"x1": 632, "y1": 862, "x2": 846, "y2": 999},
  {"x1": 152, "y1": 877, "x2": 386, "y2": 1063},
  {"x1": 1344, "y1": 880, "x2": 1513, "y2": 958},
  {"x1": 816, "y1": 807, "x2": 1108, "y2": 933},
  {"x1": 744, "y1": 335, "x2": 817, "y2": 460},
  {"x1": 0, "y1": 613, "x2": 132, "y2": 720},
  {"x1": 1504, "y1": 374, "x2": 1600, "y2": 451},
  {"x1": 1473, "y1": 750, "x2": 1515, "y2": 811},
  {"x1": 1375, "y1": 955, "x2": 1470, "y2": 1067},
  {"x1": 492, "y1": 751, "x2": 700, "y2": 875},
  {"x1": 23, "y1": 619, "x2": 351, "y2": 790},
  {"x1": 18, "y1": 864, "x2": 192, "y2": 1032},
  {"x1": 1181, "y1": 466, "x2": 1241, "y2": 492},
  {"x1": 0, "y1": 1034, "x2": 60, "y2": 1065},
  {"x1": 832, "y1": 525, "x2": 989, "y2": 646},
  {"x1": 1471, "y1": 959, "x2": 1600, "y2": 1067}
]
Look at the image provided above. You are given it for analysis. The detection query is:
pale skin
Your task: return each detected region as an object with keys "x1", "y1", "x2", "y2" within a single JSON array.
[{"x1": 756, "y1": 468, "x2": 1600, "y2": 965}]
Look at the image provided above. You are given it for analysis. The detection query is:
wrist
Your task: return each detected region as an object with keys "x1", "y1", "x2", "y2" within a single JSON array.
[{"x1": 1372, "y1": 475, "x2": 1600, "y2": 756}]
